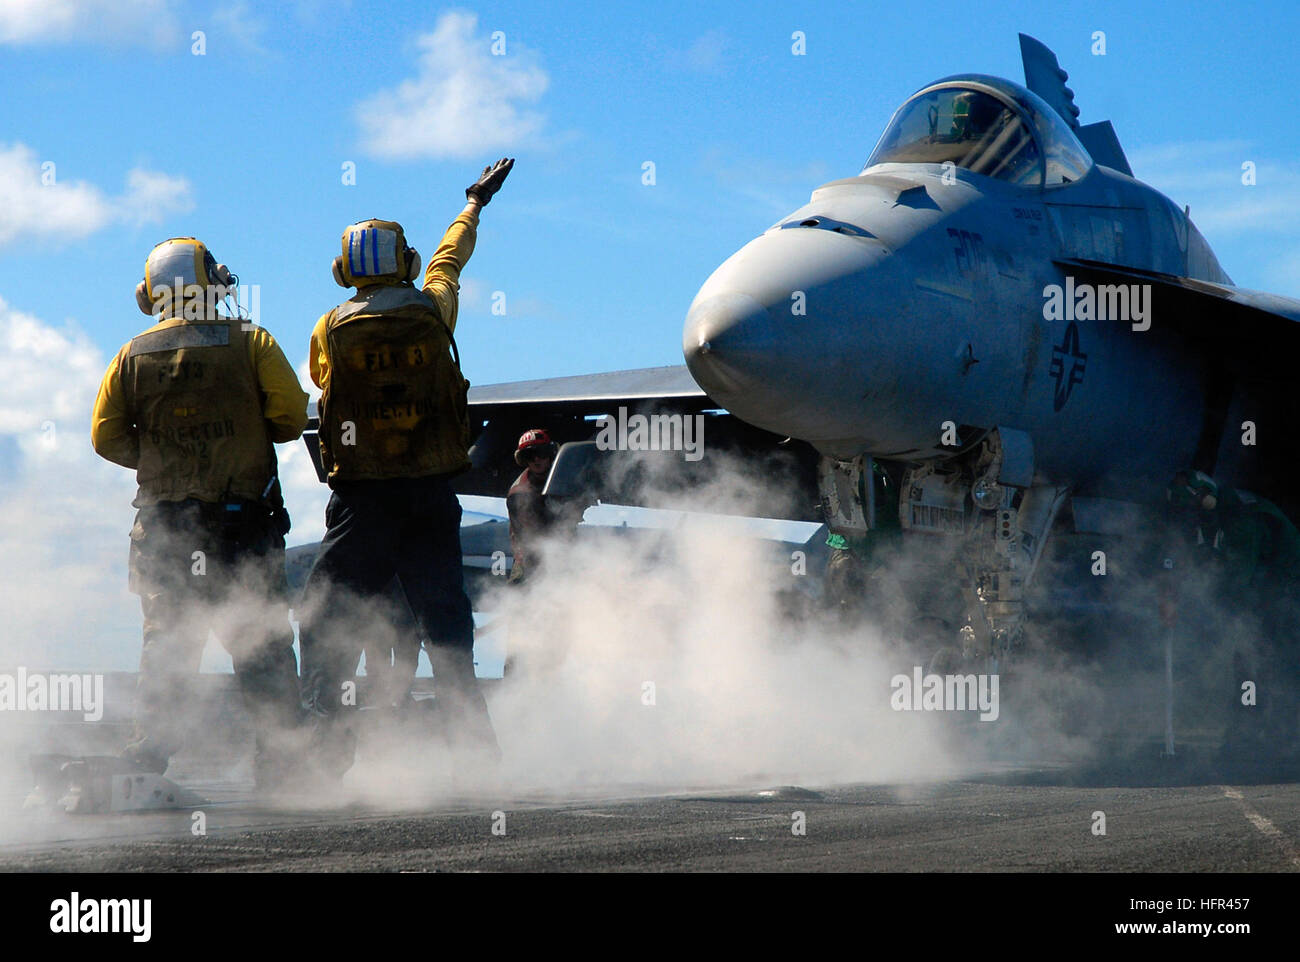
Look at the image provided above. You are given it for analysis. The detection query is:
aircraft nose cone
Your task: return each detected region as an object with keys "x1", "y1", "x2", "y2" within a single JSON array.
[{"x1": 682, "y1": 291, "x2": 773, "y2": 404}]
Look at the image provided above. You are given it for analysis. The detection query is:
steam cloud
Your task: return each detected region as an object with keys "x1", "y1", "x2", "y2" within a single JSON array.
[{"x1": 2, "y1": 303, "x2": 1288, "y2": 832}]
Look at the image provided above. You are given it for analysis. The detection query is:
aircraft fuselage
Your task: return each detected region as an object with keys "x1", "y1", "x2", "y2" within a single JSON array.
[{"x1": 684, "y1": 159, "x2": 1226, "y2": 501}]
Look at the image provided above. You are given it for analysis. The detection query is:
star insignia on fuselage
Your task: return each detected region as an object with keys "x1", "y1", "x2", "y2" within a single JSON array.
[{"x1": 1048, "y1": 321, "x2": 1087, "y2": 412}]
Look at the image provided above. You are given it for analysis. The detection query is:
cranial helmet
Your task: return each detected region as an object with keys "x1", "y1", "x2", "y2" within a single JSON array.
[
  {"x1": 332, "y1": 219, "x2": 422, "y2": 288},
  {"x1": 515, "y1": 428, "x2": 558, "y2": 466},
  {"x1": 135, "y1": 238, "x2": 236, "y2": 315},
  {"x1": 1168, "y1": 468, "x2": 1219, "y2": 512}
]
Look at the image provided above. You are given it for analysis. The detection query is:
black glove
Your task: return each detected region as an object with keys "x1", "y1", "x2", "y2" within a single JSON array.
[{"x1": 466, "y1": 157, "x2": 514, "y2": 206}]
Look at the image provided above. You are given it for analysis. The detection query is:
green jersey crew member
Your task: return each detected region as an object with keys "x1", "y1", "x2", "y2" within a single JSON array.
[
  {"x1": 1164, "y1": 468, "x2": 1300, "y2": 748},
  {"x1": 91, "y1": 237, "x2": 309, "y2": 789},
  {"x1": 297, "y1": 158, "x2": 514, "y2": 778}
]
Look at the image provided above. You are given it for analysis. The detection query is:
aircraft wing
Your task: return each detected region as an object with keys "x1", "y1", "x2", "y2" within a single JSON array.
[
  {"x1": 305, "y1": 364, "x2": 711, "y2": 428},
  {"x1": 1057, "y1": 257, "x2": 1300, "y2": 497},
  {"x1": 467, "y1": 364, "x2": 710, "y2": 414},
  {"x1": 303, "y1": 365, "x2": 721, "y2": 487},
  {"x1": 1054, "y1": 257, "x2": 1300, "y2": 376}
]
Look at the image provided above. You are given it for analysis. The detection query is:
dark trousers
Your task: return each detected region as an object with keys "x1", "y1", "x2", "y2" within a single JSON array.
[
  {"x1": 298, "y1": 476, "x2": 497, "y2": 765},
  {"x1": 125, "y1": 500, "x2": 301, "y2": 777},
  {"x1": 362, "y1": 578, "x2": 424, "y2": 707}
]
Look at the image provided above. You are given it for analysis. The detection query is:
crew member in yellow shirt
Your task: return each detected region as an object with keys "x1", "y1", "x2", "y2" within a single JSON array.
[
  {"x1": 298, "y1": 159, "x2": 513, "y2": 781},
  {"x1": 91, "y1": 237, "x2": 308, "y2": 791}
]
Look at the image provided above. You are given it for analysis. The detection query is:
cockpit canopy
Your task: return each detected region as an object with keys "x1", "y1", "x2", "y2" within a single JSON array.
[{"x1": 865, "y1": 75, "x2": 1093, "y2": 187}]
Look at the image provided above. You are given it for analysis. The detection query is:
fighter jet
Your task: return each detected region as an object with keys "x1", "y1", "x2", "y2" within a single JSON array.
[{"x1": 674, "y1": 33, "x2": 1300, "y2": 657}]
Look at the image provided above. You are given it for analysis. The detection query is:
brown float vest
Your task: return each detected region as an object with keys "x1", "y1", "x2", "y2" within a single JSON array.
[
  {"x1": 123, "y1": 319, "x2": 272, "y2": 505},
  {"x1": 318, "y1": 284, "x2": 471, "y2": 483}
]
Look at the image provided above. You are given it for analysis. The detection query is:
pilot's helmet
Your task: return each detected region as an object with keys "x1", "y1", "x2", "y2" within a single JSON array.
[
  {"x1": 951, "y1": 90, "x2": 1001, "y2": 138},
  {"x1": 966, "y1": 93, "x2": 1003, "y2": 132},
  {"x1": 950, "y1": 92, "x2": 974, "y2": 135}
]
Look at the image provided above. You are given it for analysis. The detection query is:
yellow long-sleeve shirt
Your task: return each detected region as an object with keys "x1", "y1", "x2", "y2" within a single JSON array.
[
  {"x1": 309, "y1": 206, "x2": 479, "y2": 391},
  {"x1": 91, "y1": 323, "x2": 309, "y2": 471}
]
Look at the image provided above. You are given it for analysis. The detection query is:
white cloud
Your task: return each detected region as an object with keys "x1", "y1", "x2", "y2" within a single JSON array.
[
  {"x1": 294, "y1": 355, "x2": 320, "y2": 403},
  {"x1": 278, "y1": 420, "x2": 329, "y2": 545},
  {"x1": 1128, "y1": 140, "x2": 1300, "y2": 295},
  {"x1": 0, "y1": 297, "x2": 104, "y2": 435},
  {"x1": 685, "y1": 30, "x2": 729, "y2": 71},
  {"x1": 355, "y1": 10, "x2": 549, "y2": 161},
  {"x1": 458, "y1": 276, "x2": 488, "y2": 311},
  {"x1": 291, "y1": 0, "x2": 348, "y2": 23},
  {"x1": 116, "y1": 168, "x2": 195, "y2": 227},
  {"x1": 704, "y1": 146, "x2": 831, "y2": 220},
  {"x1": 211, "y1": 1, "x2": 267, "y2": 55},
  {"x1": 281, "y1": 353, "x2": 328, "y2": 544},
  {"x1": 1129, "y1": 140, "x2": 1300, "y2": 237},
  {"x1": 0, "y1": 299, "x2": 329, "y2": 672},
  {"x1": 0, "y1": 0, "x2": 180, "y2": 47},
  {"x1": 671, "y1": 29, "x2": 730, "y2": 73},
  {"x1": 0, "y1": 296, "x2": 140, "y2": 670},
  {"x1": 0, "y1": 143, "x2": 193, "y2": 248}
]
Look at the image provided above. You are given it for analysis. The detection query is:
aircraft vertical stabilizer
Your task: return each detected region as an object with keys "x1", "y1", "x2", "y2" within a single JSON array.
[
  {"x1": 1019, "y1": 33, "x2": 1081, "y2": 128},
  {"x1": 1076, "y1": 120, "x2": 1134, "y2": 176},
  {"x1": 1020, "y1": 33, "x2": 1133, "y2": 175}
]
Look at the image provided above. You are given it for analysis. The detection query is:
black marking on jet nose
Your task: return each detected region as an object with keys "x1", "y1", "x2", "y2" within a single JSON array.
[
  {"x1": 892, "y1": 184, "x2": 940, "y2": 210},
  {"x1": 1049, "y1": 321, "x2": 1087, "y2": 411},
  {"x1": 779, "y1": 217, "x2": 875, "y2": 238}
]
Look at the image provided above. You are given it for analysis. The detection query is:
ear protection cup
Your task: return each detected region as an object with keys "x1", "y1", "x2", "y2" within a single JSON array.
[
  {"x1": 1202, "y1": 494, "x2": 1218, "y2": 511},
  {"x1": 332, "y1": 256, "x2": 348, "y2": 287},
  {"x1": 135, "y1": 280, "x2": 154, "y2": 315},
  {"x1": 201, "y1": 249, "x2": 235, "y2": 289}
]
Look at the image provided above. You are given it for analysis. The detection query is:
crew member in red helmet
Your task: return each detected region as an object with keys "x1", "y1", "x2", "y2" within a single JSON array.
[{"x1": 506, "y1": 428, "x2": 559, "y2": 585}]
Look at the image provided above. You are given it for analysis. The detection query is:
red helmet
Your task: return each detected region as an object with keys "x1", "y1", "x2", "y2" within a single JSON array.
[{"x1": 515, "y1": 428, "x2": 558, "y2": 466}]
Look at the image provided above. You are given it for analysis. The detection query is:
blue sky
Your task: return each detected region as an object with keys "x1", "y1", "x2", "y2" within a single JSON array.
[{"x1": 2, "y1": 0, "x2": 1299, "y2": 670}]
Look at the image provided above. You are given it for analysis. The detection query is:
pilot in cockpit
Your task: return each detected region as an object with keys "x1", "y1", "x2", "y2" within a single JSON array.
[{"x1": 948, "y1": 91, "x2": 1004, "y2": 142}]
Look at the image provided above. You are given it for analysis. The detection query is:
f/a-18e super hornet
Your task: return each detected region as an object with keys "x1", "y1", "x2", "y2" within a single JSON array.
[
  {"x1": 299, "y1": 34, "x2": 1299, "y2": 668},
  {"x1": 675, "y1": 33, "x2": 1300, "y2": 660}
]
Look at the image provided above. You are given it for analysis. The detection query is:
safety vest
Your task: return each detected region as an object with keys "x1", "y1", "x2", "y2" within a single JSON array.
[
  {"x1": 123, "y1": 319, "x2": 272, "y2": 505},
  {"x1": 318, "y1": 284, "x2": 471, "y2": 482}
]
